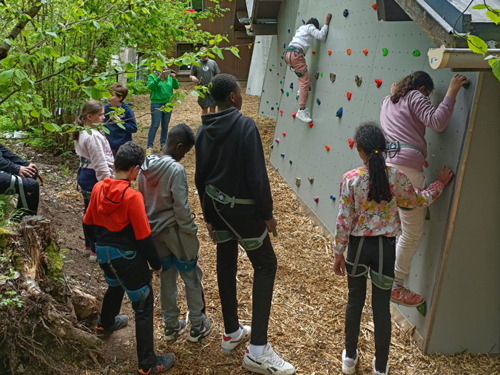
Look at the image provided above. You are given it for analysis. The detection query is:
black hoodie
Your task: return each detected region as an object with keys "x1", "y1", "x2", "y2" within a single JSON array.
[{"x1": 195, "y1": 107, "x2": 273, "y2": 221}]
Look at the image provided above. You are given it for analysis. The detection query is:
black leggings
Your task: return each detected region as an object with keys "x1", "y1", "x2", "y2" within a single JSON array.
[{"x1": 344, "y1": 236, "x2": 395, "y2": 372}]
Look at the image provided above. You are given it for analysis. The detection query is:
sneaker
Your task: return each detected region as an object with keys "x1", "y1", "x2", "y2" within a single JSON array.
[
  {"x1": 164, "y1": 320, "x2": 187, "y2": 341},
  {"x1": 391, "y1": 285, "x2": 424, "y2": 307},
  {"x1": 146, "y1": 147, "x2": 153, "y2": 155},
  {"x1": 187, "y1": 316, "x2": 211, "y2": 342},
  {"x1": 243, "y1": 344, "x2": 295, "y2": 375},
  {"x1": 137, "y1": 353, "x2": 175, "y2": 375},
  {"x1": 89, "y1": 252, "x2": 97, "y2": 263},
  {"x1": 95, "y1": 315, "x2": 128, "y2": 338},
  {"x1": 296, "y1": 108, "x2": 312, "y2": 123},
  {"x1": 373, "y1": 357, "x2": 389, "y2": 375},
  {"x1": 83, "y1": 246, "x2": 92, "y2": 257},
  {"x1": 342, "y1": 349, "x2": 358, "y2": 374},
  {"x1": 221, "y1": 324, "x2": 251, "y2": 353}
]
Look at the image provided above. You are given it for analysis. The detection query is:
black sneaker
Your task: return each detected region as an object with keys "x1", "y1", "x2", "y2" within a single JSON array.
[
  {"x1": 164, "y1": 320, "x2": 186, "y2": 341},
  {"x1": 137, "y1": 353, "x2": 175, "y2": 375},
  {"x1": 187, "y1": 316, "x2": 211, "y2": 342},
  {"x1": 95, "y1": 315, "x2": 128, "y2": 338}
]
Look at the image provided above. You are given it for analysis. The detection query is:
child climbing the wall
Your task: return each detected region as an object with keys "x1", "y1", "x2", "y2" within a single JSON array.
[
  {"x1": 195, "y1": 74, "x2": 295, "y2": 375},
  {"x1": 138, "y1": 123, "x2": 211, "y2": 343},
  {"x1": 104, "y1": 83, "x2": 137, "y2": 156},
  {"x1": 83, "y1": 141, "x2": 175, "y2": 375},
  {"x1": 284, "y1": 13, "x2": 332, "y2": 123},
  {"x1": 380, "y1": 71, "x2": 468, "y2": 307},
  {"x1": 73, "y1": 99, "x2": 114, "y2": 262},
  {"x1": 333, "y1": 122, "x2": 454, "y2": 375}
]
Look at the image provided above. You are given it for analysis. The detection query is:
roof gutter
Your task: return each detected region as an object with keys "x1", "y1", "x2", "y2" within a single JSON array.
[{"x1": 428, "y1": 46, "x2": 500, "y2": 70}]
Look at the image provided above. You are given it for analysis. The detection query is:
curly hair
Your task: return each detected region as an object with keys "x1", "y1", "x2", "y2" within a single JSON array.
[
  {"x1": 166, "y1": 123, "x2": 195, "y2": 148},
  {"x1": 354, "y1": 122, "x2": 392, "y2": 203},
  {"x1": 390, "y1": 71, "x2": 434, "y2": 104},
  {"x1": 114, "y1": 141, "x2": 145, "y2": 172},
  {"x1": 209, "y1": 73, "x2": 238, "y2": 103}
]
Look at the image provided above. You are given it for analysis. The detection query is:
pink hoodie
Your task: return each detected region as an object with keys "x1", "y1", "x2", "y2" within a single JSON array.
[{"x1": 380, "y1": 90, "x2": 456, "y2": 170}]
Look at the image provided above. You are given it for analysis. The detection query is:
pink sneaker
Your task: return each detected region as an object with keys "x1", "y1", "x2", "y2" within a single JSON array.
[
  {"x1": 83, "y1": 246, "x2": 92, "y2": 257},
  {"x1": 89, "y1": 252, "x2": 97, "y2": 263},
  {"x1": 391, "y1": 286, "x2": 424, "y2": 307}
]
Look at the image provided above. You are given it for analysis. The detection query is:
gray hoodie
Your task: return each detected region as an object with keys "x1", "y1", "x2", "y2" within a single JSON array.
[{"x1": 138, "y1": 154, "x2": 197, "y2": 236}]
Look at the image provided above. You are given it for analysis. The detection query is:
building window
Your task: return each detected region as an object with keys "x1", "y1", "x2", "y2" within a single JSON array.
[
  {"x1": 190, "y1": 0, "x2": 204, "y2": 12},
  {"x1": 177, "y1": 44, "x2": 195, "y2": 71}
]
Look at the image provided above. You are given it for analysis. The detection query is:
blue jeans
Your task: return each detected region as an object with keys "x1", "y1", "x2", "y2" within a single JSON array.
[{"x1": 147, "y1": 103, "x2": 172, "y2": 149}]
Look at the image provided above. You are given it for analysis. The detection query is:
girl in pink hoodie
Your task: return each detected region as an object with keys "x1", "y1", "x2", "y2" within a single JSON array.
[{"x1": 380, "y1": 71, "x2": 467, "y2": 307}]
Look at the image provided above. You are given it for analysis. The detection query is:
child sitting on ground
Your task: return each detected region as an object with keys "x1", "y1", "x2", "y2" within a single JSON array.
[
  {"x1": 104, "y1": 83, "x2": 138, "y2": 156},
  {"x1": 138, "y1": 124, "x2": 211, "y2": 343},
  {"x1": 332, "y1": 122, "x2": 453, "y2": 375},
  {"x1": 83, "y1": 141, "x2": 175, "y2": 375}
]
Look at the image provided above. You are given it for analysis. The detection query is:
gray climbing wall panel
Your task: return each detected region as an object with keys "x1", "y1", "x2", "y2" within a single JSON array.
[{"x1": 264, "y1": 0, "x2": 481, "y2": 350}]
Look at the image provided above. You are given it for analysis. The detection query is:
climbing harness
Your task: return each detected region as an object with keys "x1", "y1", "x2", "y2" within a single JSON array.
[
  {"x1": 76, "y1": 157, "x2": 92, "y2": 199},
  {"x1": 1, "y1": 171, "x2": 28, "y2": 209},
  {"x1": 345, "y1": 237, "x2": 394, "y2": 290},
  {"x1": 386, "y1": 140, "x2": 424, "y2": 158},
  {"x1": 283, "y1": 46, "x2": 307, "y2": 78},
  {"x1": 205, "y1": 184, "x2": 268, "y2": 251}
]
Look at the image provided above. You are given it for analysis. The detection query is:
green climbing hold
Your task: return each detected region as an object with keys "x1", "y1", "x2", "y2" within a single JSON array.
[
  {"x1": 272, "y1": 64, "x2": 275, "y2": 67},
  {"x1": 261, "y1": 111, "x2": 264, "y2": 114},
  {"x1": 321, "y1": 72, "x2": 323, "y2": 78},
  {"x1": 262, "y1": 89, "x2": 265, "y2": 92},
  {"x1": 280, "y1": 80, "x2": 282, "y2": 84},
  {"x1": 413, "y1": 49, "x2": 421, "y2": 57},
  {"x1": 266, "y1": 101, "x2": 269, "y2": 103},
  {"x1": 296, "y1": 92, "x2": 299, "y2": 100},
  {"x1": 286, "y1": 92, "x2": 289, "y2": 97},
  {"x1": 382, "y1": 48, "x2": 388, "y2": 56}
]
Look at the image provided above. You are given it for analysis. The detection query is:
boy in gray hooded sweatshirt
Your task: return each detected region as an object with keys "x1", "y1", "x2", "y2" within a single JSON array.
[{"x1": 138, "y1": 123, "x2": 211, "y2": 343}]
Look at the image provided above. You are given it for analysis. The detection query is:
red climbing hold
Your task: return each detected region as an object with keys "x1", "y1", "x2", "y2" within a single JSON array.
[
  {"x1": 347, "y1": 49, "x2": 352, "y2": 56},
  {"x1": 313, "y1": 196, "x2": 319, "y2": 203},
  {"x1": 280, "y1": 109, "x2": 283, "y2": 116},
  {"x1": 423, "y1": 161, "x2": 429, "y2": 168},
  {"x1": 328, "y1": 50, "x2": 332, "y2": 56},
  {"x1": 363, "y1": 48, "x2": 368, "y2": 56},
  {"x1": 347, "y1": 92, "x2": 352, "y2": 101},
  {"x1": 278, "y1": 49, "x2": 281, "y2": 52},
  {"x1": 375, "y1": 79, "x2": 382, "y2": 88},
  {"x1": 309, "y1": 122, "x2": 314, "y2": 128},
  {"x1": 325, "y1": 145, "x2": 331, "y2": 152},
  {"x1": 312, "y1": 51, "x2": 316, "y2": 55},
  {"x1": 348, "y1": 138, "x2": 354, "y2": 149},
  {"x1": 283, "y1": 131, "x2": 287, "y2": 137},
  {"x1": 372, "y1": 3, "x2": 377, "y2": 10},
  {"x1": 292, "y1": 112, "x2": 297, "y2": 119}
]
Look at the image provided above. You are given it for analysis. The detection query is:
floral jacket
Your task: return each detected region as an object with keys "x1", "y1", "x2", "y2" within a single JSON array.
[{"x1": 333, "y1": 166, "x2": 444, "y2": 255}]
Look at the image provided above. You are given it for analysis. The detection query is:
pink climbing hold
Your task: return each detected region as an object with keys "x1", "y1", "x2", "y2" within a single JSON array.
[
  {"x1": 292, "y1": 112, "x2": 297, "y2": 119},
  {"x1": 313, "y1": 196, "x2": 319, "y2": 203},
  {"x1": 348, "y1": 138, "x2": 354, "y2": 149},
  {"x1": 375, "y1": 79, "x2": 382, "y2": 88},
  {"x1": 275, "y1": 138, "x2": 280, "y2": 144},
  {"x1": 347, "y1": 92, "x2": 352, "y2": 101},
  {"x1": 283, "y1": 131, "x2": 287, "y2": 137}
]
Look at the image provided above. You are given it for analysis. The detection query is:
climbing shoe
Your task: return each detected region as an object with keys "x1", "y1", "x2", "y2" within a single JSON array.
[
  {"x1": 221, "y1": 324, "x2": 251, "y2": 353},
  {"x1": 164, "y1": 320, "x2": 186, "y2": 341},
  {"x1": 137, "y1": 353, "x2": 175, "y2": 375},
  {"x1": 391, "y1": 286, "x2": 424, "y2": 307},
  {"x1": 296, "y1": 108, "x2": 312, "y2": 123},
  {"x1": 95, "y1": 315, "x2": 128, "y2": 338},
  {"x1": 187, "y1": 316, "x2": 211, "y2": 342}
]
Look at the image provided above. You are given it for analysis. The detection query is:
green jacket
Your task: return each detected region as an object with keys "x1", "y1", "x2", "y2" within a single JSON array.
[{"x1": 147, "y1": 73, "x2": 180, "y2": 104}]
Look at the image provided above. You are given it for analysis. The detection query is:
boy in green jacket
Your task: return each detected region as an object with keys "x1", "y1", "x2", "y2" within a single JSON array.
[{"x1": 147, "y1": 68, "x2": 179, "y2": 154}]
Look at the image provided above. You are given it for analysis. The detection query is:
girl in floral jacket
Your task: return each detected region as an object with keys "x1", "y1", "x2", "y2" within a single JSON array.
[{"x1": 332, "y1": 122, "x2": 453, "y2": 375}]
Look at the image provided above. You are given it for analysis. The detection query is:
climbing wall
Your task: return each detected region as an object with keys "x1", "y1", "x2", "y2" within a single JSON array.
[{"x1": 265, "y1": 0, "x2": 479, "y2": 343}]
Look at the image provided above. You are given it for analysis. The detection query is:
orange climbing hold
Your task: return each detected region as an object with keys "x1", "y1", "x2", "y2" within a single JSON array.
[
  {"x1": 347, "y1": 92, "x2": 352, "y2": 101},
  {"x1": 363, "y1": 48, "x2": 368, "y2": 56},
  {"x1": 328, "y1": 50, "x2": 332, "y2": 56},
  {"x1": 312, "y1": 51, "x2": 316, "y2": 55},
  {"x1": 283, "y1": 131, "x2": 287, "y2": 137},
  {"x1": 375, "y1": 79, "x2": 382, "y2": 88},
  {"x1": 348, "y1": 138, "x2": 354, "y2": 149},
  {"x1": 325, "y1": 145, "x2": 331, "y2": 152},
  {"x1": 292, "y1": 111, "x2": 297, "y2": 119},
  {"x1": 278, "y1": 49, "x2": 281, "y2": 52},
  {"x1": 347, "y1": 48, "x2": 352, "y2": 55},
  {"x1": 372, "y1": 3, "x2": 377, "y2": 10},
  {"x1": 423, "y1": 161, "x2": 429, "y2": 168},
  {"x1": 309, "y1": 122, "x2": 314, "y2": 128}
]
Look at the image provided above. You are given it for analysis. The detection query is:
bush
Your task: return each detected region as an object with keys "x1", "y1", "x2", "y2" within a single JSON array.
[{"x1": 127, "y1": 79, "x2": 150, "y2": 96}]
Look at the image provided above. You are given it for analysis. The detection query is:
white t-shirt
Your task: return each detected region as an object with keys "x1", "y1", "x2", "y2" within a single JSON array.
[{"x1": 289, "y1": 24, "x2": 329, "y2": 54}]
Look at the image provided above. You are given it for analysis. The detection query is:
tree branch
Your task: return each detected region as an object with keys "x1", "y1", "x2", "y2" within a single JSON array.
[{"x1": 0, "y1": 2, "x2": 43, "y2": 60}]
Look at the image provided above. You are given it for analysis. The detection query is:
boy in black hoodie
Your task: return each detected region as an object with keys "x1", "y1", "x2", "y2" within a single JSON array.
[
  {"x1": 83, "y1": 142, "x2": 174, "y2": 375},
  {"x1": 195, "y1": 74, "x2": 295, "y2": 375}
]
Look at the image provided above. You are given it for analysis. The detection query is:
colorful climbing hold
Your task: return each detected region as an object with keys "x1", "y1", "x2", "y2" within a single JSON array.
[
  {"x1": 347, "y1": 92, "x2": 352, "y2": 101},
  {"x1": 308, "y1": 175, "x2": 314, "y2": 184},
  {"x1": 315, "y1": 72, "x2": 320, "y2": 80},
  {"x1": 281, "y1": 153, "x2": 285, "y2": 158},
  {"x1": 336, "y1": 107, "x2": 343, "y2": 117},
  {"x1": 269, "y1": 69, "x2": 272, "y2": 72},
  {"x1": 288, "y1": 29, "x2": 291, "y2": 33},
  {"x1": 321, "y1": 72, "x2": 323, "y2": 78},
  {"x1": 355, "y1": 75, "x2": 362, "y2": 87},
  {"x1": 271, "y1": 144, "x2": 274, "y2": 149},
  {"x1": 330, "y1": 195, "x2": 336, "y2": 201},
  {"x1": 278, "y1": 49, "x2": 281, "y2": 53},
  {"x1": 290, "y1": 82, "x2": 294, "y2": 89},
  {"x1": 281, "y1": 89, "x2": 284, "y2": 93},
  {"x1": 280, "y1": 109, "x2": 283, "y2": 116},
  {"x1": 413, "y1": 49, "x2": 421, "y2": 57},
  {"x1": 283, "y1": 43, "x2": 286, "y2": 49},
  {"x1": 262, "y1": 89, "x2": 265, "y2": 92},
  {"x1": 313, "y1": 196, "x2": 319, "y2": 203},
  {"x1": 423, "y1": 161, "x2": 429, "y2": 168},
  {"x1": 347, "y1": 48, "x2": 352, "y2": 56},
  {"x1": 289, "y1": 160, "x2": 293, "y2": 165},
  {"x1": 292, "y1": 112, "x2": 297, "y2": 119},
  {"x1": 382, "y1": 48, "x2": 388, "y2": 56},
  {"x1": 283, "y1": 131, "x2": 286, "y2": 137},
  {"x1": 295, "y1": 178, "x2": 301, "y2": 187},
  {"x1": 343, "y1": 9, "x2": 349, "y2": 17},
  {"x1": 302, "y1": 19, "x2": 305, "y2": 24},
  {"x1": 266, "y1": 101, "x2": 269, "y2": 103},
  {"x1": 330, "y1": 73, "x2": 337, "y2": 83},
  {"x1": 348, "y1": 138, "x2": 354, "y2": 149},
  {"x1": 275, "y1": 138, "x2": 280, "y2": 144},
  {"x1": 363, "y1": 48, "x2": 368, "y2": 56},
  {"x1": 375, "y1": 79, "x2": 382, "y2": 88},
  {"x1": 271, "y1": 107, "x2": 274, "y2": 110},
  {"x1": 312, "y1": 51, "x2": 316, "y2": 55},
  {"x1": 372, "y1": 3, "x2": 377, "y2": 10},
  {"x1": 316, "y1": 99, "x2": 321, "y2": 105},
  {"x1": 325, "y1": 144, "x2": 331, "y2": 152},
  {"x1": 280, "y1": 80, "x2": 282, "y2": 84},
  {"x1": 277, "y1": 72, "x2": 280, "y2": 76},
  {"x1": 309, "y1": 122, "x2": 314, "y2": 128},
  {"x1": 286, "y1": 92, "x2": 289, "y2": 97},
  {"x1": 328, "y1": 50, "x2": 332, "y2": 56}
]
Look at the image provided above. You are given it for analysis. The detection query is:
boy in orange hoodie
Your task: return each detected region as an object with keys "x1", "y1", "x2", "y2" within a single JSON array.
[{"x1": 83, "y1": 141, "x2": 174, "y2": 375}]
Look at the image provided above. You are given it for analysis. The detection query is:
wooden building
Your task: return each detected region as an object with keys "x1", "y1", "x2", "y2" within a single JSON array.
[{"x1": 174, "y1": 0, "x2": 254, "y2": 81}]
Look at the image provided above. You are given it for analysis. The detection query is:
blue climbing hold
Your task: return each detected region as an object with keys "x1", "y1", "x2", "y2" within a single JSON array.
[
  {"x1": 281, "y1": 89, "x2": 284, "y2": 94},
  {"x1": 288, "y1": 29, "x2": 291, "y2": 33},
  {"x1": 336, "y1": 107, "x2": 343, "y2": 117},
  {"x1": 269, "y1": 69, "x2": 272, "y2": 72},
  {"x1": 330, "y1": 195, "x2": 336, "y2": 201},
  {"x1": 343, "y1": 9, "x2": 349, "y2": 17},
  {"x1": 316, "y1": 99, "x2": 321, "y2": 105},
  {"x1": 290, "y1": 82, "x2": 294, "y2": 89},
  {"x1": 281, "y1": 153, "x2": 285, "y2": 158},
  {"x1": 281, "y1": 55, "x2": 284, "y2": 60}
]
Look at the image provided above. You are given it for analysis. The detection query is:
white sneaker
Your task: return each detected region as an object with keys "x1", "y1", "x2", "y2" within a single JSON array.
[
  {"x1": 146, "y1": 147, "x2": 153, "y2": 155},
  {"x1": 342, "y1": 349, "x2": 358, "y2": 374},
  {"x1": 221, "y1": 324, "x2": 251, "y2": 353},
  {"x1": 296, "y1": 108, "x2": 312, "y2": 123},
  {"x1": 243, "y1": 344, "x2": 295, "y2": 375},
  {"x1": 373, "y1": 357, "x2": 389, "y2": 375}
]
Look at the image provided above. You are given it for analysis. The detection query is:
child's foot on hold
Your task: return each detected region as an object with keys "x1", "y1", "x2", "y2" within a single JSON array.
[
  {"x1": 221, "y1": 324, "x2": 251, "y2": 353},
  {"x1": 342, "y1": 349, "x2": 358, "y2": 374},
  {"x1": 137, "y1": 353, "x2": 175, "y2": 375},
  {"x1": 95, "y1": 315, "x2": 128, "y2": 338},
  {"x1": 164, "y1": 320, "x2": 187, "y2": 341},
  {"x1": 187, "y1": 316, "x2": 211, "y2": 342},
  {"x1": 146, "y1": 147, "x2": 153, "y2": 156},
  {"x1": 83, "y1": 246, "x2": 92, "y2": 257},
  {"x1": 242, "y1": 344, "x2": 295, "y2": 375},
  {"x1": 296, "y1": 108, "x2": 312, "y2": 123},
  {"x1": 89, "y1": 251, "x2": 97, "y2": 262},
  {"x1": 391, "y1": 285, "x2": 424, "y2": 307},
  {"x1": 372, "y1": 357, "x2": 389, "y2": 375}
]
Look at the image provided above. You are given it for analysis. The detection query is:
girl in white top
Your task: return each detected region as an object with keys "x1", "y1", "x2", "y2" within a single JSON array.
[{"x1": 73, "y1": 99, "x2": 114, "y2": 261}]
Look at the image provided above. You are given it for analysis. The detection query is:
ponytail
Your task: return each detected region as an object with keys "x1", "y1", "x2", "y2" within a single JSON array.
[
  {"x1": 73, "y1": 99, "x2": 104, "y2": 141},
  {"x1": 391, "y1": 71, "x2": 434, "y2": 104},
  {"x1": 354, "y1": 122, "x2": 392, "y2": 203}
]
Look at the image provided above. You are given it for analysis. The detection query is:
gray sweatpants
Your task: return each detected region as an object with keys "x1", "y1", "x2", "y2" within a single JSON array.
[{"x1": 154, "y1": 225, "x2": 206, "y2": 327}]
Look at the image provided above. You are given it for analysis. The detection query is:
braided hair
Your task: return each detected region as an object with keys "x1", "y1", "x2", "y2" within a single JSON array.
[
  {"x1": 354, "y1": 122, "x2": 392, "y2": 203},
  {"x1": 390, "y1": 71, "x2": 434, "y2": 104}
]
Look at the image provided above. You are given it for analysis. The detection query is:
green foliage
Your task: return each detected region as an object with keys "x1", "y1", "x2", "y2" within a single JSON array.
[
  {"x1": 127, "y1": 79, "x2": 149, "y2": 96},
  {"x1": 0, "y1": 195, "x2": 15, "y2": 226}
]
